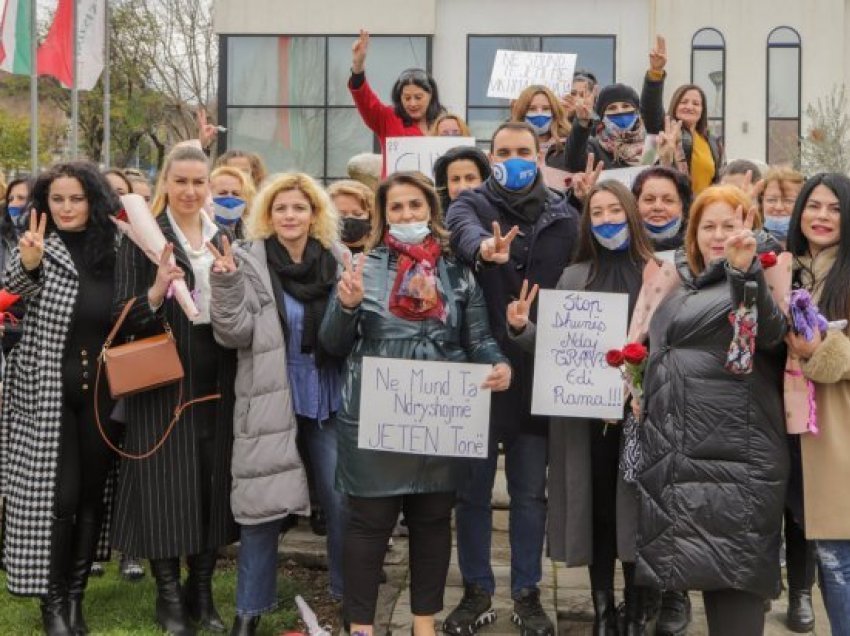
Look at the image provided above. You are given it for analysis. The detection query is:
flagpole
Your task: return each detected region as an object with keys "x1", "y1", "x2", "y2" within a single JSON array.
[
  {"x1": 102, "y1": 0, "x2": 109, "y2": 166},
  {"x1": 29, "y1": 0, "x2": 38, "y2": 173},
  {"x1": 70, "y1": 0, "x2": 78, "y2": 158}
]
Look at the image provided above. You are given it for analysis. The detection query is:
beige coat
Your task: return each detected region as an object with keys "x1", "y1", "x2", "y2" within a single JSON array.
[{"x1": 798, "y1": 246, "x2": 850, "y2": 538}]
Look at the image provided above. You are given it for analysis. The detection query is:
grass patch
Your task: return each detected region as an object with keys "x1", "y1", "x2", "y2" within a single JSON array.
[{"x1": 0, "y1": 560, "x2": 302, "y2": 635}]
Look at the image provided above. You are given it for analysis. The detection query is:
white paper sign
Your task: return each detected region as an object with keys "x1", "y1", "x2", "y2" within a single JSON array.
[
  {"x1": 358, "y1": 357, "x2": 492, "y2": 458},
  {"x1": 486, "y1": 50, "x2": 577, "y2": 100},
  {"x1": 599, "y1": 166, "x2": 649, "y2": 189},
  {"x1": 385, "y1": 136, "x2": 476, "y2": 180},
  {"x1": 531, "y1": 290, "x2": 629, "y2": 419}
]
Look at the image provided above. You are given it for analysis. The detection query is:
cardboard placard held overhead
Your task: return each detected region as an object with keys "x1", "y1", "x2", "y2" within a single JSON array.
[
  {"x1": 487, "y1": 50, "x2": 577, "y2": 100},
  {"x1": 385, "y1": 136, "x2": 476, "y2": 180},
  {"x1": 358, "y1": 357, "x2": 492, "y2": 458},
  {"x1": 531, "y1": 290, "x2": 629, "y2": 420}
]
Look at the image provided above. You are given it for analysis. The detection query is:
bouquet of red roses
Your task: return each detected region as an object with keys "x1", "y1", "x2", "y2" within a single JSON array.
[{"x1": 606, "y1": 342, "x2": 649, "y2": 399}]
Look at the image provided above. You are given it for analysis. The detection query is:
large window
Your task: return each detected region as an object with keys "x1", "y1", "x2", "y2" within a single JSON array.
[
  {"x1": 466, "y1": 35, "x2": 616, "y2": 144},
  {"x1": 690, "y1": 28, "x2": 725, "y2": 140},
  {"x1": 219, "y1": 35, "x2": 430, "y2": 181},
  {"x1": 766, "y1": 27, "x2": 801, "y2": 166}
]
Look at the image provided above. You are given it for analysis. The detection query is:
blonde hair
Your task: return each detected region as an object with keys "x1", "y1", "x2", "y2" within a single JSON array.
[
  {"x1": 762, "y1": 166, "x2": 805, "y2": 198},
  {"x1": 511, "y1": 85, "x2": 571, "y2": 146},
  {"x1": 327, "y1": 180, "x2": 376, "y2": 220},
  {"x1": 215, "y1": 150, "x2": 268, "y2": 188},
  {"x1": 428, "y1": 113, "x2": 472, "y2": 137},
  {"x1": 246, "y1": 173, "x2": 339, "y2": 248},
  {"x1": 210, "y1": 165, "x2": 256, "y2": 210},
  {"x1": 685, "y1": 184, "x2": 762, "y2": 274},
  {"x1": 150, "y1": 146, "x2": 210, "y2": 216}
]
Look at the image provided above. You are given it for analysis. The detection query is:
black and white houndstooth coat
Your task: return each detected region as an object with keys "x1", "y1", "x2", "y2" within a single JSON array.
[{"x1": 0, "y1": 233, "x2": 115, "y2": 596}]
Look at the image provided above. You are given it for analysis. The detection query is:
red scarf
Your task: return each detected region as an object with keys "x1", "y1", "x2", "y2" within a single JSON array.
[{"x1": 384, "y1": 231, "x2": 447, "y2": 323}]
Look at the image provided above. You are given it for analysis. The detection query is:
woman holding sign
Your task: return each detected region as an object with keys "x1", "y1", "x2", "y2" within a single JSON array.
[
  {"x1": 319, "y1": 172, "x2": 510, "y2": 636},
  {"x1": 507, "y1": 181, "x2": 658, "y2": 634},
  {"x1": 635, "y1": 185, "x2": 788, "y2": 635},
  {"x1": 349, "y1": 30, "x2": 446, "y2": 177}
]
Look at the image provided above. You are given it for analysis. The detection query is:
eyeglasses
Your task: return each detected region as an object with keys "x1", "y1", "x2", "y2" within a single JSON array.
[{"x1": 763, "y1": 197, "x2": 796, "y2": 207}]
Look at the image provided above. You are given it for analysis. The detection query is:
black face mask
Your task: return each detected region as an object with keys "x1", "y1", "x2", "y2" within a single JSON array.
[{"x1": 341, "y1": 217, "x2": 371, "y2": 244}]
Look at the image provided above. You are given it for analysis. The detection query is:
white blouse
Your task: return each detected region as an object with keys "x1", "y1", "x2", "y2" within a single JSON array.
[{"x1": 166, "y1": 208, "x2": 218, "y2": 325}]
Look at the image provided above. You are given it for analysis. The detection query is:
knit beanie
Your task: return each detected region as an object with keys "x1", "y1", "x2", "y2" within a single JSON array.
[{"x1": 595, "y1": 83, "x2": 640, "y2": 118}]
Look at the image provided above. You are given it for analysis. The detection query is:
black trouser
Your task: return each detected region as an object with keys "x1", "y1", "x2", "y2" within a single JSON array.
[
  {"x1": 588, "y1": 423, "x2": 622, "y2": 590},
  {"x1": 702, "y1": 589, "x2": 765, "y2": 635},
  {"x1": 344, "y1": 492, "x2": 455, "y2": 625},
  {"x1": 785, "y1": 506, "x2": 816, "y2": 590}
]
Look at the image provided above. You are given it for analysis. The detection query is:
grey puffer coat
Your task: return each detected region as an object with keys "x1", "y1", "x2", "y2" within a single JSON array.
[
  {"x1": 635, "y1": 251, "x2": 789, "y2": 599},
  {"x1": 209, "y1": 239, "x2": 310, "y2": 526}
]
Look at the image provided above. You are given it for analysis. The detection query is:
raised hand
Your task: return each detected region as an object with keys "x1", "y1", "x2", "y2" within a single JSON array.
[
  {"x1": 197, "y1": 108, "x2": 218, "y2": 149},
  {"x1": 739, "y1": 169, "x2": 766, "y2": 203},
  {"x1": 506, "y1": 279, "x2": 540, "y2": 332},
  {"x1": 656, "y1": 116, "x2": 682, "y2": 165},
  {"x1": 207, "y1": 235, "x2": 237, "y2": 274},
  {"x1": 725, "y1": 206, "x2": 758, "y2": 272},
  {"x1": 574, "y1": 95, "x2": 594, "y2": 125},
  {"x1": 481, "y1": 362, "x2": 512, "y2": 392},
  {"x1": 351, "y1": 29, "x2": 370, "y2": 74},
  {"x1": 649, "y1": 34, "x2": 667, "y2": 73},
  {"x1": 562, "y1": 93, "x2": 577, "y2": 118},
  {"x1": 479, "y1": 221, "x2": 520, "y2": 264},
  {"x1": 573, "y1": 152, "x2": 605, "y2": 201},
  {"x1": 338, "y1": 252, "x2": 365, "y2": 309},
  {"x1": 149, "y1": 243, "x2": 186, "y2": 307},
  {"x1": 19, "y1": 210, "x2": 47, "y2": 271}
]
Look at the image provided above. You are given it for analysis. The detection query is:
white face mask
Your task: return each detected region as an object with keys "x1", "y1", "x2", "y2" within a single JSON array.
[{"x1": 388, "y1": 220, "x2": 430, "y2": 245}]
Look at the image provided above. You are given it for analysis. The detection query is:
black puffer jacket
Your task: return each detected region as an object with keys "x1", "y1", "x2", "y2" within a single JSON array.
[{"x1": 635, "y1": 249, "x2": 789, "y2": 599}]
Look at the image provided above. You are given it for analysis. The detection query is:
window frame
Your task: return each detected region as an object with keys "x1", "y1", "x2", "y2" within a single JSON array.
[
  {"x1": 689, "y1": 27, "x2": 726, "y2": 141},
  {"x1": 765, "y1": 26, "x2": 802, "y2": 165}
]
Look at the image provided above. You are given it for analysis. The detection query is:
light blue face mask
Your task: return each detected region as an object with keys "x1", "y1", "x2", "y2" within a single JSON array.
[
  {"x1": 388, "y1": 220, "x2": 430, "y2": 245},
  {"x1": 763, "y1": 215, "x2": 791, "y2": 242},
  {"x1": 592, "y1": 221, "x2": 630, "y2": 252},
  {"x1": 525, "y1": 114, "x2": 552, "y2": 135},
  {"x1": 492, "y1": 157, "x2": 538, "y2": 191},
  {"x1": 644, "y1": 216, "x2": 682, "y2": 241},
  {"x1": 212, "y1": 196, "x2": 246, "y2": 226},
  {"x1": 604, "y1": 112, "x2": 639, "y2": 131}
]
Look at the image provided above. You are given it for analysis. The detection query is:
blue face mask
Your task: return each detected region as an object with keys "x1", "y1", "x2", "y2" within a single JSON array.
[
  {"x1": 644, "y1": 216, "x2": 682, "y2": 240},
  {"x1": 492, "y1": 157, "x2": 538, "y2": 191},
  {"x1": 6, "y1": 206, "x2": 27, "y2": 232},
  {"x1": 388, "y1": 220, "x2": 430, "y2": 245},
  {"x1": 764, "y1": 215, "x2": 791, "y2": 242},
  {"x1": 212, "y1": 196, "x2": 246, "y2": 226},
  {"x1": 592, "y1": 222, "x2": 630, "y2": 252},
  {"x1": 525, "y1": 114, "x2": 552, "y2": 135},
  {"x1": 604, "y1": 112, "x2": 639, "y2": 131}
]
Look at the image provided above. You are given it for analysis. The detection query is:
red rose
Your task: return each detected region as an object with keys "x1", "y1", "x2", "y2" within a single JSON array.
[
  {"x1": 605, "y1": 349, "x2": 625, "y2": 367},
  {"x1": 622, "y1": 342, "x2": 648, "y2": 365},
  {"x1": 759, "y1": 252, "x2": 778, "y2": 269}
]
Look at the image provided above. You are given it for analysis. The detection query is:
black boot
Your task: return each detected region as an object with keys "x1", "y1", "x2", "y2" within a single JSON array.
[
  {"x1": 185, "y1": 551, "x2": 225, "y2": 632},
  {"x1": 150, "y1": 558, "x2": 195, "y2": 636},
  {"x1": 655, "y1": 591, "x2": 691, "y2": 636},
  {"x1": 623, "y1": 585, "x2": 652, "y2": 636},
  {"x1": 591, "y1": 590, "x2": 618, "y2": 636},
  {"x1": 786, "y1": 589, "x2": 815, "y2": 633},
  {"x1": 66, "y1": 516, "x2": 103, "y2": 635},
  {"x1": 229, "y1": 614, "x2": 260, "y2": 636},
  {"x1": 40, "y1": 516, "x2": 74, "y2": 636}
]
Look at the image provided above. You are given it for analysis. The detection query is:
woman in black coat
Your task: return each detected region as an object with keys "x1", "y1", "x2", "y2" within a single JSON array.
[
  {"x1": 635, "y1": 185, "x2": 788, "y2": 636},
  {"x1": 111, "y1": 145, "x2": 237, "y2": 636}
]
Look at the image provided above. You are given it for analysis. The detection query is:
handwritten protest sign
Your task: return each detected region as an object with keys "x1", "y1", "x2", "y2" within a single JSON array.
[
  {"x1": 359, "y1": 357, "x2": 492, "y2": 458},
  {"x1": 385, "y1": 137, "x2": 476, "y2": 180},
  {"x1": 531, "y1": 290, "x2": 629, "y2": 419},
  {"x1": 487, "y1": 50, "x2": 577, "y2": 100},
  {"x1": 598, "y1": 165, "x2": 649, "y2": 189}
]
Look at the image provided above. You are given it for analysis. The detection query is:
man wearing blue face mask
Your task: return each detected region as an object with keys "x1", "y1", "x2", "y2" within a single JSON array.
[{"x1": 445, "y1": 122, "x2": 579, "y2": 636}]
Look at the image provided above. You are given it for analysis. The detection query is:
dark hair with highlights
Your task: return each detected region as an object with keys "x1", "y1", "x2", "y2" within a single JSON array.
[{"x1": 370, "y1": 171, "x2": 450, "y2": 254}]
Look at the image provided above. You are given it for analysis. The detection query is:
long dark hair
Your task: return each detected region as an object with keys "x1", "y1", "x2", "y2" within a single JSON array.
[
  {"x1": 391, "y1": 68, "x2": 445, "y2": 128},
  {"x1": 1, "y1": 176, "x2": 33, "y2": 245},
  {"x1": 668, "y1": 84, "x2": 710, "y2": 137},
  {"x1": 573, "y1": 181, "x2": 655, "y2": 285},
  {"x1": 787, "y1": 173, "x2": 850, "y2": 321},
  {"x1": 30, "y1": 162, "x2": 120, "y2": 277},
  {"x1": 370, "y1": 171, "x2": 450, "y2": 254}
]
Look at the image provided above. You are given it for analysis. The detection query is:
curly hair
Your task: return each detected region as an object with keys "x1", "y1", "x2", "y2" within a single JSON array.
[
  {"x1": 246, "y1": 173, "x2": 339, "y2": 248},
  {"x1": 30, "y1": 162, "x2": 120, "y2": 278}
]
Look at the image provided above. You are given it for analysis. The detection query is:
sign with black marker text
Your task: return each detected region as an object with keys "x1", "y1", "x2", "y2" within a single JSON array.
[
  {"x1": 486, "y1": 50, "x2": 577, "y2": 100},
  {"x1": 385, "y1": 136, "x2": 476, "y2": 180}
]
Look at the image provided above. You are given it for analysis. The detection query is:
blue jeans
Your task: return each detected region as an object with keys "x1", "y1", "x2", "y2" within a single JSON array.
[
  {"x1": 817, "y1": 540, "x2": 850, "y2": 636},
  {"x1": 235, "y1": 519, "x2": 287, "y2": 616},
  {"x1": 455, "y1": 433, "x2": 547, "y2": 597}
]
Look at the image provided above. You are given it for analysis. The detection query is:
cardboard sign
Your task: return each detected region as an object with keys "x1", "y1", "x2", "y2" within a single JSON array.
[
  {"x1": 486, "y1": 50, "x2": 577, "y2": 100},
  {"x1": 358, "y1": 357, "x2": 492, "y2": 458},
  {"x1": 531, "y1": 290, "x2": 629, "y2": 419},
  {"x1": 385, "y1": 136, "x2": 476, "y2": 180},
  {"x1": 598, "y1": 165, "x2": 649, "y2": 189}
]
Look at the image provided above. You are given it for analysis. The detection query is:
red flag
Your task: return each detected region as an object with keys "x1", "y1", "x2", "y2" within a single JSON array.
[{"x1": 36, "y1": 0, "x2": 74, "y2": 87}]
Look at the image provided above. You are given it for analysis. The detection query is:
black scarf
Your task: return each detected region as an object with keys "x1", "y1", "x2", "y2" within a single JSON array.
[
  {"x1": 265, "y1": 236, "x2": 336, "y2": 364},
  {"x1": 484, "y1": 172, "x2": 550, "y2": 224}
]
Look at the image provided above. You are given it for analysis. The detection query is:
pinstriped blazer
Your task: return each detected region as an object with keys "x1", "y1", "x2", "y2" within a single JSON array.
[{"x1": 109, "y1": 212, "x2": 238, "y2": 559}]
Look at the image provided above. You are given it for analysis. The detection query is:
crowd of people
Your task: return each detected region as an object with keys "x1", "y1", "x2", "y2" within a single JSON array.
[{"x1": 0, "y1": 26, "x2": 848, "y2": 636}]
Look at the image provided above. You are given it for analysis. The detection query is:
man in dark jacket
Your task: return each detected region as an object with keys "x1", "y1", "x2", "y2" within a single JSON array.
[{"x1": 443, "y1": 122, "x2": 579, "y2": 636}]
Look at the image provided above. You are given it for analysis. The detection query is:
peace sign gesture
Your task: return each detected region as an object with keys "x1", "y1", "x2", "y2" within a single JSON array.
[
  {"x1": 649, "y1": 34, "x2": 667, "y2": 73},
  {"x1": 573, "y1": 152, "x2": 605, "y2": 202},
  {"x1": 19, "y1": 210, "x2": 47, "y2": 271},
  {"x1": 725, "y1": 205, "x2": 759, "y2": 271},
  {"x1": 506, "y1": 279, "x2": 540, "y2": 332},
  {"x1": 480, "y1": 221, "x2": 520, "y2": 264},
  {"x1": 338, "y1": 252, "x2": 365, "y2": 309},
  {"x1": 351, "y1": 29, "x2": 370, "y2": 74},
  {"x1": 197, "y1": 108, "x2": 218, "y2": 149},
  {"x1": 207, "y1": 235, "x2": 237, "y2": 274},
  {"x1": 657, "y1": 116, "x2": 683, "y2": 165}
]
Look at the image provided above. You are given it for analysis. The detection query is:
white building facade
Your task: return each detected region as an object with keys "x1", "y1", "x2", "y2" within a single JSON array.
[{"x1": 214, "y1": 0, "x2": 850, "y2": 180}]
